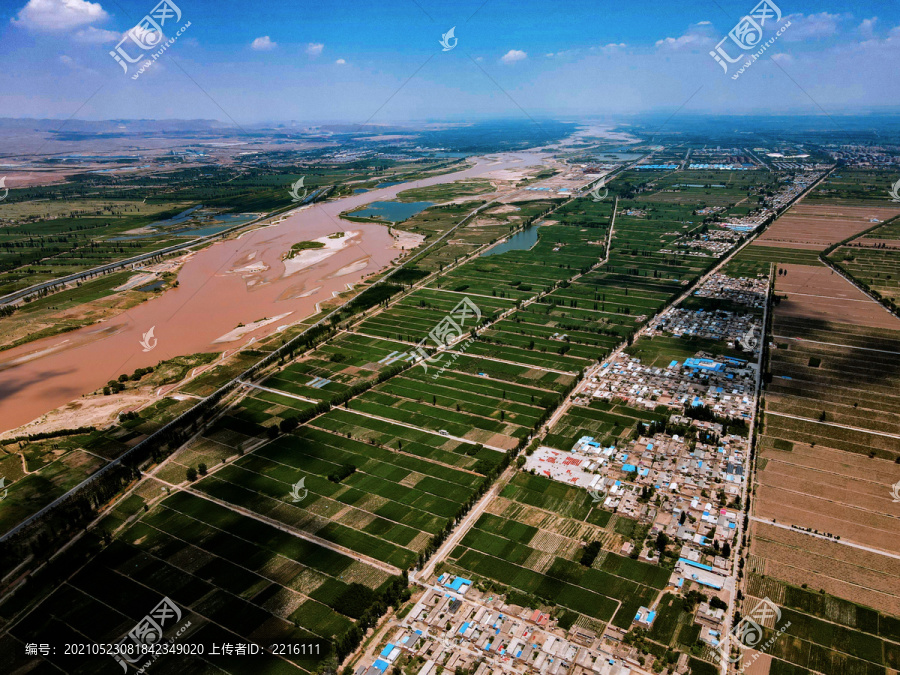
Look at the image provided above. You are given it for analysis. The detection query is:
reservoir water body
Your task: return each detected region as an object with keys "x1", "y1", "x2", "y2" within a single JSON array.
[
  {"x1": 482, "y1": 222, "x2": 542, "y2": 257},
  {"x1": 351, "y1": 201, "x2": 433, "y2": 222}
]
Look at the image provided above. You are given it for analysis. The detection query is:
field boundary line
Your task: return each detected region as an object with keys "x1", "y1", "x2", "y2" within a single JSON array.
[
  {"x1": 240, "y1": 381, "x2": 319, "y2": 404},
  {"x1": 338, "y1": 407, "x2": 508, "y2": 452},
  {"x1": 765, "y1": 410, "x2": 900, "y2": 440},
  {"x1": 772, "y1": 335, "x2": 900, "y2": 355},
  {"x1": 755, "y1": 482, "x2": 900, "y2": 524},
  {"x1": 762, "y1": 456, "x2": 900, "y2": 489},
  {"x1": 172, "y1": 482, "x2": 403, "y2": 576},
  {"x1": 750, "y1": 516, "x2": 900, "y2": 560}
]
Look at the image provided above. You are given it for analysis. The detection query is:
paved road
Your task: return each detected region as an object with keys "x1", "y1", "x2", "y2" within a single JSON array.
[
  {"x1": 240, "y1": 381, "x2": 319, "y2": 404},
  {"x1": 415, "y1": 464, "x2": 516, "y2": 584}
]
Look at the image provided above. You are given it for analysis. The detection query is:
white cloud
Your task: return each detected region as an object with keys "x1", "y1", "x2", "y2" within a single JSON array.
[
  {"x1": 251, "y1": 35, "x2": 276, "y2": 50},
  {"x1": 58, "y1": 53, "x2": 96, "y2": 74},
  {"x1": 782, "y1": 12, "x2": 842, "y2": 40},
  {"x1": 72, "y1": 25, "x2": 117, "y2": 43},
  {"x1": 597, "y1": 42, "x2": 626, "y2": 53},
  {"x1": 656, "y1": 23, "x2": 714, "y2": 50},
  {"x1": 770, "y1": 52, "x2": 794, "y2": 64},
  {"x1": 500, "y1": 49, "x2": 527, "y2": 64},
  {"x1": 12, "y1": 0, "x2": 108, "y2": 31},
  {"x1": 858, "y1": 17, "x2": 877, "y2": 39},
  {"x1": 306, "y1": 42, "x2": 324, "y2": 56},
  {"x1": 335, "y1": 58, "x2": 346, "y2": 64}
]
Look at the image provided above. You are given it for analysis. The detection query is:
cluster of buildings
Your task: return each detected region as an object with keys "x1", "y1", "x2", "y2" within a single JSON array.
[
  {"x1": 356, "y1": 578, "x2": 645, "y2": 675},
  {"x1": 691, "y1": 273, "x2": 767, "y2": 309},
  {"x1": 646, "y1": 308, "x2": 760, "y2": 349},
  {"x1": 686, "y1": 163, "x2": 752, "y2": 170},
  {"x1": 661, "y1": 228, "x2": 742, "y2": 258},
  {"x1": 581, "y1": 350, "x2": 758, "y2": 421},
  {"x1": 824, "y1": 144, "x2": 900, "y2": 167},
  {"x1": 721, "y1": 169, "x2": 828, "y2": 231}
]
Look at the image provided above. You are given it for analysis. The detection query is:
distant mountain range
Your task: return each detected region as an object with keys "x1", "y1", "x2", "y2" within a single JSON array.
[{"x1": 0, "y1": 118, "x2": 231, "y2": 133}]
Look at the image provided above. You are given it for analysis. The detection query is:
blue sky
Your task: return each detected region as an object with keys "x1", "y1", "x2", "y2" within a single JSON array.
[{"x1": 1, "y1": 0, "x2": 898, "y2": 124}]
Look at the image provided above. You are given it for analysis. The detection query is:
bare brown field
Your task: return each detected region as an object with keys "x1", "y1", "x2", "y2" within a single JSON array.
[
  {"x1": 743, "y1": 651, "x2": 773, "y2": 675},
  {"x1": 766, "y1": 394, "x2": 900, "y2": 436},
  {"x1": 753, "y1": 203, "x2": 900, "y2": 250},
  {"x1": 750, "y1": 523, "x2": 900, "y2": 615},
  {"x1": 775, "y1": 263, "x2": 900, "y2": 329},
  {"x1": 759, "y1": 451, "x2": 900, "y2": 515},
  {"x1": 754, "y1": 484, "x2": 900, "y2": 551},
  {"x1": 761, "y1": 442, "x2": 900, "y2": 484}
]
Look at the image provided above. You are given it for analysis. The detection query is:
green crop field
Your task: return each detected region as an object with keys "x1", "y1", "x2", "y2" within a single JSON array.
[
  {"x1": 444, "y1": 472, "x2": 668, "y2": 630},
  {"x1": 0, "y1": 490, "x2": 403, "y2": 673},
  {"x1": 742, "y1": 575, "x2": 900, "y2": 675}
]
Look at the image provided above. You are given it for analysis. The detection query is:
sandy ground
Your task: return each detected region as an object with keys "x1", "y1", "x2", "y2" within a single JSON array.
[
  {"x1": 489, "y1": 204, "x2": 521, "y2": 214},
  {"x1": 330, "y1": 258, "x2": 370, "y2": 277},
  {"x1": 212, "y1": 312, "x2": 293, "y2": 343},
  {"x1": 0, "y1": 393, "x2": 153, "y2": 441},
  {"x1": 281, "y1": 231, "x2": 360, "y2": 277},
  {"x1": 392, "y1": 230, "x2": 425, "y2": 249},
  {"x1": 774, "y1": 263, "x2": 900, "y2": 329},
  {"x1": 114, "y1": 272, "x2": 157, "y2": 292}
]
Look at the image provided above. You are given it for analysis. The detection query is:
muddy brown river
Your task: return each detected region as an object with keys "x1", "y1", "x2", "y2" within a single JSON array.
[{"x1": 0, "y1": 152, "x2": 544, "y2": 433}]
